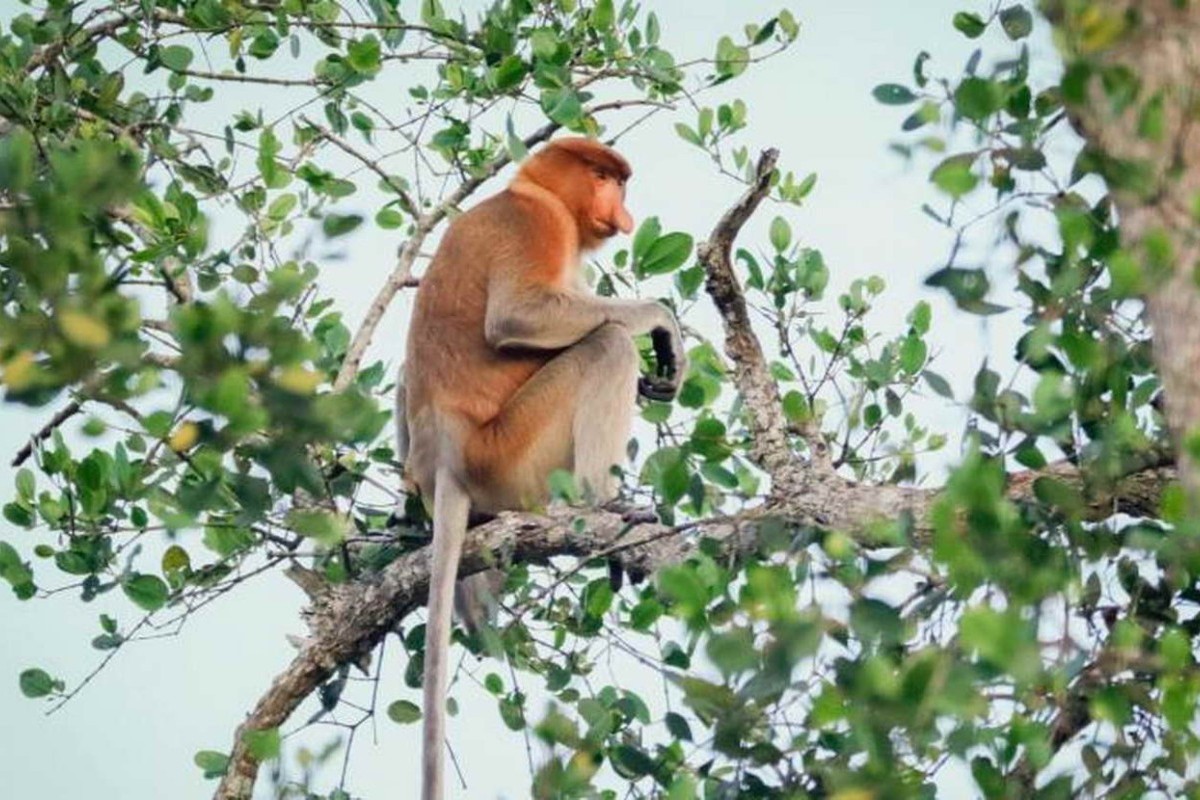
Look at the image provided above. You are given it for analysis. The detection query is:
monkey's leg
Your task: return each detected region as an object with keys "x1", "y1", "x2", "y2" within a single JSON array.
[{"x1": 464, "y1": 321, "x2": 640, "y2": 508}]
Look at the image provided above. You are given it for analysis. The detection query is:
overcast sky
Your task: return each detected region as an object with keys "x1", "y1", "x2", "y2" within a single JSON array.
[{"x1": 0, "y1": 2, "x2": 1064, "y2": 797}]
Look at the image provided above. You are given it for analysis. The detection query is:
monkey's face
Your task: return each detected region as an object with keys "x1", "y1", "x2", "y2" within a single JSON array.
[{"x1": 589, "y1": 170, "x2": 634, "y2": 241}]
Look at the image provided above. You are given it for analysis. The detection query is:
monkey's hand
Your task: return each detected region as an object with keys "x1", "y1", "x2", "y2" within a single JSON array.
[{"x1": 638, "y1": 312, "x2": 686, "y2": 402}]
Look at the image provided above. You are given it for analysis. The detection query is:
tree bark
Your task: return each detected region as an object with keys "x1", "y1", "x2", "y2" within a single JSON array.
[{"x1": 1045, "y1": 0, "x2": 1200, "y2": 508}]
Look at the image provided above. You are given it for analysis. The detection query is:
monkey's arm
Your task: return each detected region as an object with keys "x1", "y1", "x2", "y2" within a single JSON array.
[
  {"x1": 485, "y1": 281, "x2": 685, "y2": 395},
  {"x1": 482, "y1": 281, "x2": 681, "y2": 398},
  {"x1": 485, "y1": 282, "x2": 664, "y2": 346}
]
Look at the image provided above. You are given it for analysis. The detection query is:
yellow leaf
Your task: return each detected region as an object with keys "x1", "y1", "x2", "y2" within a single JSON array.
[
  {"x1": 275, "y1": 365, "x2": 323, "y2": 394},
  {"x1": 169, "y1": 421, "x2": 199, "y2": 452},
  {"x1": 1078, "y1": 6, "x2": 1126, "y2": 53},
  {"x1": 831, "y1": 791, "x2": 876, "y2": 800},
  {"x1": 60, "y1": 310, "x2": 111, "y2": 349},
  {"x1": 162, "y1": 545, "x2": 191, "y2": 574},
  {"x1": 567, "y1": 750, "x2": 601, "y2": 781},
  {"x1": 2, "y1": 352, "x2": 37, "y2": 391}
]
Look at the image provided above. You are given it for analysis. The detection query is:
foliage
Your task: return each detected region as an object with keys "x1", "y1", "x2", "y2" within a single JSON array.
[{"x1": 0, "y1": 1, "x2": 1196, "y2": 799}]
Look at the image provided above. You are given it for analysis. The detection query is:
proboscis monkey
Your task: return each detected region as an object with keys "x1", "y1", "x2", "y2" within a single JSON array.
[{"x1": 400, "y1": 137, "x2": 684, "y2": 800}]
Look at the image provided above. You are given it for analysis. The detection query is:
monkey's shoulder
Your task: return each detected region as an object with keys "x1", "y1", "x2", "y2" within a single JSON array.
[{"x1": 446, "y1": 190, "x2": 571, "y2": 253}]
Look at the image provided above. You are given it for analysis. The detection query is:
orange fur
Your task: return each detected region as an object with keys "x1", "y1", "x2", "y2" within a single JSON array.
[{"x1": 405, "y1": 138, "x2": 634, "y2": 504}]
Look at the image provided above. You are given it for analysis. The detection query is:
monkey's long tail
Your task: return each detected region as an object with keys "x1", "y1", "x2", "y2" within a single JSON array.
[{"x1": 422, "y1": 469, "x2": 470, "y2": 800}]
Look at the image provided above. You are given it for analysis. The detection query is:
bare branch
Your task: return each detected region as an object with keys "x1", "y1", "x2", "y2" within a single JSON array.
[
  {"x1": 12, "y1": 399, "x2": 83, "y2": 467},
  {"x1": 301, "y1": 115, "x2": 419, "y2": 218}
]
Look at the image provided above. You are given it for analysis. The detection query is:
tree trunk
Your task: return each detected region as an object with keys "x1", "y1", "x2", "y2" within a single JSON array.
[{"x1": 1046, "y1": 0, "x2": 1200, "y2": 508}]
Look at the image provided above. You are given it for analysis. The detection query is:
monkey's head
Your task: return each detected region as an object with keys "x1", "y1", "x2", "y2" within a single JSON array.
[{"x1": 517, "y1": 137, "x2": 634, "y2": 251}]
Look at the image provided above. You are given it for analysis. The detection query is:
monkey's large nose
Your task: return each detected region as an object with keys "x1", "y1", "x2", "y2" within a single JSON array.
[{"x1": 615, "y1": 206, "x2": 634, "y2": 234}]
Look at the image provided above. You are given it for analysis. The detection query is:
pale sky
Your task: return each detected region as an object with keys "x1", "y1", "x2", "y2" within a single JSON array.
[{"x1": 0, "y1": 2, "x2": 1060, "y2": 797}]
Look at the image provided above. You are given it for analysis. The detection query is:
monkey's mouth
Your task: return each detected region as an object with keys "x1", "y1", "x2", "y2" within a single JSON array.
[{"x1": 594, "y1": 220, "x2": 619, "y2": 237}]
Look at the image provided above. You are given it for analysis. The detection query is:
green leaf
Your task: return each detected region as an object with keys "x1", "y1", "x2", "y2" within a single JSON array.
[
  {"x1": 421, "y1": 0, "x2": 444, "y2": 24},
  {"x1": 706, "y1": 628, "x2": 758, "y2": 676},
  {"x1": 387, "y1": 700, "x2": 422, "y2": 723},
  {"x1": 505, "y1": 114, "x2": 528, "y2": 161},
  {"x1": 850, "y1": 598, "x2": 903, "y2": 644},
  {"x1": 635, "y1": 233, "x2": 693, "y2": 277},
  {"x1": 908, "y1": 300, "x2": 932, "y2": 334},
  {"x1": 923, "y1": 370, "x2": 954, "y2": 399},
  {"x1": 529, "y1": 28, "x2": 560, "y2": 61},
  {"x1": 161, "y1": 545, "x2": 191, "y2": 575},
  {"x1": 194, "y1": 750, "x2": 229, "y2": 779},
  {"x1": 498, "y1": 693, "x2": 525, "y2": 730},
  {"x1": 247, "y1": 30, "x2": 278, "y2": 59},
  {"x1": 242, "y1": 727, "x2": 281, "y2": 760},
  {"x1": 769, "y1": 216, "x2": 791, "y2": 251},
  {"x1": 123, "y1": 573, "x2": 169, "y2": 611},
  {"x1": 999, "y1": 5, "x2": 1033, "y2": 39},
  {"x1": 930, "y1": 153, "x2": 979, "y2": 198},
  {"x1": 778, "y1": 9, "x2": 799, "y2": 39},
  {"x1": 547, "y1": 468, "x2": 580, "y2": 502},
  {"x1": 582, "y1": 578, "x2": 614, "y2": 618},
  {"x1": 954, "y1": 77, "x2": 1003, "y2": 122},
  {"x1": 347, "y1": 36, "x2": 382, "y2": 75},
  {"x1": 376, "y1": 208, "x2": 405, "y2": 229},
  {"x1": 674, "y1": 123, "x2": 702, "y2": 146},
  {"x1": 159, "y1": 45, "x2": 194, "y2": 72},
  {"x1": 872, "y1": 84, "x2": 917, "y2": 105},
  {"x1": 19, "y1": 667, "x2": 55, "y2": 698},
  {"x1": 287, "y1": 509, "x2": 348, "y2": 546},
  {"x1": 715, "y1": 36, "x2": 749, "y2": 78},
  {"x1": 266, "y1": 193, "x2": 297, "y2": 221},
  {"x1": 540, "y1": 88, "x2": 584, "y2": 128},
  {"x1": 782, "y1": 390, "x2": 810, "y2": 423},
  {"x1": 592, "y1": 0, "x2": 614, "y2": 27},
  {"x1": 322, "y1": 213, "x2": 363, "y2": 238},
  {"x1": 646, "y1": 12, "x2": 661, "y2": 44},
  {"x1": 632, "y1": 216, "x2": 662, "y2": 261},
  {"x1": 610, "y1": 744, "x2": 655, "y2": 778},
  {"x1": 1033, "y1": 476, "x2": 1084, "y2": 517},
  {"x1": 490, "y1": 55, "x2": 527, "y2": 92},
  {"x1": 4, "y1": 502, "x2": 34, "y2": 527},
  {"x1": 657, "y1": 564, "x2": 708, "y2": 621},
  {"x1": 16, "y1": 468, "x2": 35, "y2": 500},
  {"x1": 952, "y1": 11, "x2": 987, "y2": 38},
  {"x1": 664, "y1": 711, "x2": 693, "y2": 741},
  {"x1": 899, "y1": 335, "x2": 927, "y2": 375},
  {"x1": 641, "y1": 446, "x2": 689, "y2": 504}
]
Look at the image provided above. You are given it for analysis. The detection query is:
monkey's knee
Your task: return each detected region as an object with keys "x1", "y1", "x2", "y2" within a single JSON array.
[{"x1": 579, "y1": 322, "x2": 639, "y2": 376}]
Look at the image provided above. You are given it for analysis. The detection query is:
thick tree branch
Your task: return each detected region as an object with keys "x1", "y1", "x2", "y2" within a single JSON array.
[
  {"x1": 696, "y1": 149, "x2": 832, "y2": 493},
  {"x1": 1045, "y1": 0, "x2": 1200, "y2": 508},
  {"x1": 212, "y1": 450, "x2": 1173, "y2": 798}
]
